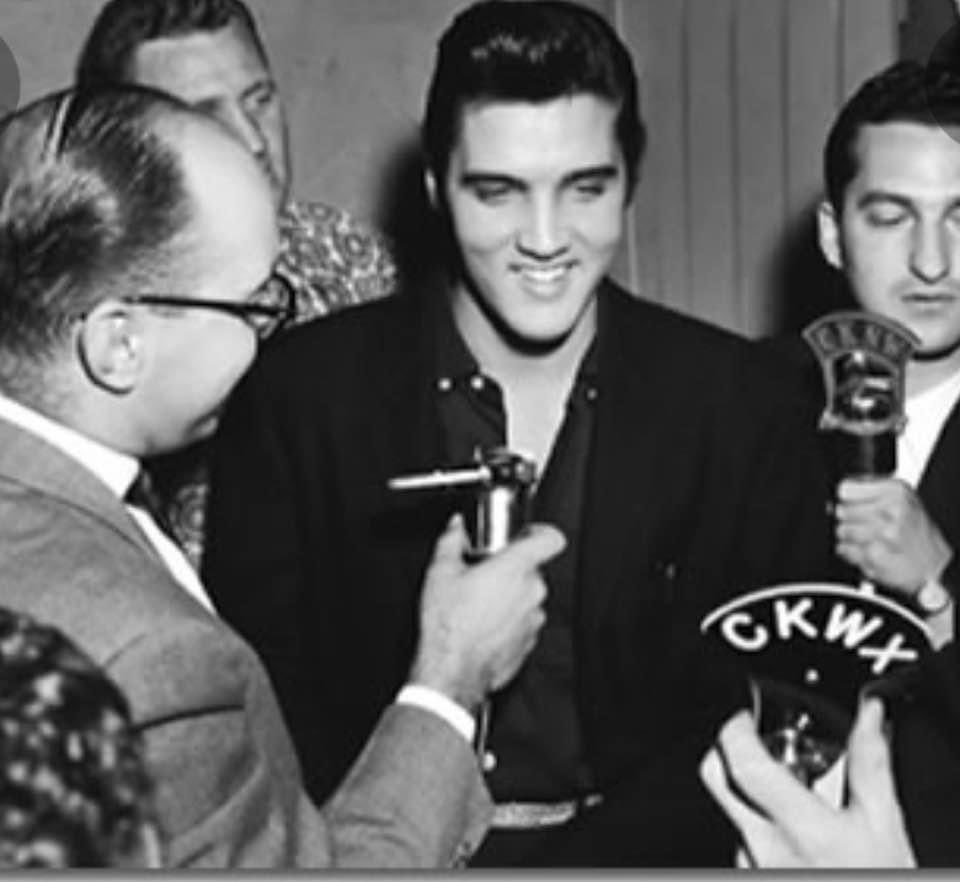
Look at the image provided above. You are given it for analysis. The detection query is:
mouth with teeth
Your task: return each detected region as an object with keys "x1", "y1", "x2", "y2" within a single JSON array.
[{"x1": 514, "y1": 262, "x2": 577, "y2": 293}]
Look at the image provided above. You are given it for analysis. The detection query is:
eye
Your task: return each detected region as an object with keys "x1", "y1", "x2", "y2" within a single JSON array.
[
  {"x1": 245, "y1": 84, "x2": 277, "y2": 113},
  {"x1": 571, "y1": 178, "x2": 609, "y2": 200},
  {"x1": 864, "y1": 204, "x2": 909, "y2": 227},
  {"x1": 470, "y1": 183, "x2": 513, "y2": 205}
]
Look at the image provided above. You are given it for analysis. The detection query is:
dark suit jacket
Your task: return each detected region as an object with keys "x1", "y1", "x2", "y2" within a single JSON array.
[
  {"x1": 849, "y1": 395, "x2": 960, "y2": 868},
  {"x1": 0, "y1": 415, "x2": 490, "y2": 868},
  {"x1": 203, "y1": 280, "x2": 835, "y2": 864},
  {"x1": 867, "y1": 383, "x2": 960, "y2": 868}
]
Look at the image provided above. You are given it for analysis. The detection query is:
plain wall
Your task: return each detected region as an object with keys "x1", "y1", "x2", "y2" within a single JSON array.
[{"x1": 0, "y1": 0, "x2": 474, "y2": 224}]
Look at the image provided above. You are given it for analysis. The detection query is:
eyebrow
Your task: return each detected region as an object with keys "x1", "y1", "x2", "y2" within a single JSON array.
[
  {"x1": 856, "y1": 192, "x2": 913, "y2": 210},
  {"x1": 563, "y1": 165, "x2": 621, "y2": 186},
  {"x1": 191, "y1": 96, "x2": 224, "y2": 116},
  {"x1": 458, "y1": 164, "x2": 621, "y2": 190},
  {"x1": 187, "y1": 79, "x2": 274, "y2": 115},
  {"x1": 857, "y1": 191, "x2": 960, "y2": 214}
]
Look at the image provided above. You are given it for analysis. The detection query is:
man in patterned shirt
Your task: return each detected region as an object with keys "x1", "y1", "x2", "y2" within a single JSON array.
[
  {"x1": 75, "y1": 0, "x2": 399, "y2": 564},
  {"x1": 76, "y1": 0, "x2": 397, "y2": 322}
]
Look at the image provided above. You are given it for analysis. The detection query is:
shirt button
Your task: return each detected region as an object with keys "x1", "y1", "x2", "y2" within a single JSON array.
[
  {"x1": 481, "y1": 750, "x2": 497, "y2": 772},
  {"x1": 437, "y1": 377, "x2": 453, "y2": 392},
  {"x1": 586, "y1": 386, "x2": 599, "y2": 403},
  {"x1": 470, "y1": 375, "x2": 485, "y2": 391}
]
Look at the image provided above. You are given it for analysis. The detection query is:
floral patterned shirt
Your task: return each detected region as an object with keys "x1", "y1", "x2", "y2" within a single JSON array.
[
  {"x1": 155, "y1": 200, "x2": 398, "y2": 570},
  {"x1": 278, "y1": 199, "x2": 397, "y2": 320}
]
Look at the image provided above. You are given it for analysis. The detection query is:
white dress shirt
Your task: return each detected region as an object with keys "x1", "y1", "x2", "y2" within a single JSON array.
[{"x1": 898, "y1": 366, "x2": 960, "y2": 488}]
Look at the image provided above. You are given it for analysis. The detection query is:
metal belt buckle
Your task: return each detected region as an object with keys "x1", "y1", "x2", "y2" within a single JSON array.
[{"x1": 491, "y1": 794, "x2": 603, "y2": 830}]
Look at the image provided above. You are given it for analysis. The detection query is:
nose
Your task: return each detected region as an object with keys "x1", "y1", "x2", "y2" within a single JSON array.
[
  {"x1": 516, "y1": 194, "x2": 569, "y2": 261},
  {"x1": 910, "y1": 219, "x2": 951, "y2": 284}
]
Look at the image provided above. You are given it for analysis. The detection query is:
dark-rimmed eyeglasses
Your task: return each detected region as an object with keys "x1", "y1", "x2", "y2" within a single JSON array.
[{"x1": 121, "y1": 273, "x2": 296, "y2": 341}]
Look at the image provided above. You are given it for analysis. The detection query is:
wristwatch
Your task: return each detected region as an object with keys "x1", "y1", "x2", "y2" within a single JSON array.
[{"x1": 916, "y1": 578, "x2": 953, "y2": 616}]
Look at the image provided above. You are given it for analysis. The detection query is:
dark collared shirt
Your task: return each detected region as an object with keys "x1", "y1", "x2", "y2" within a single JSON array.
[{"x1": 434, "y1": 297, "x2": 599, "y2": 801}]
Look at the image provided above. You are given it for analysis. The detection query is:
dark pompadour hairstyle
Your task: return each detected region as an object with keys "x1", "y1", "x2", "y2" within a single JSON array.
[
  {"x1": 76, "y1": 0, "x2": 266, "y2": 89},
  {"x1": 824, "y1": 59, "x2": 960, "y2": 212},
  {"x1": 0, "y1": 86, "x2": 192, "y2": 398},
  {"x1": 422, "y1": 0, "x2": 646, "y2": 199},
  {"x1": 0, "y1": 605, "x2": 156, "y2": 868}
]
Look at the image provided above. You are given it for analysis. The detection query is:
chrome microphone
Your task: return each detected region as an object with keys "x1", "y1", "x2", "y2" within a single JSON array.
[
  {"x1": 389, "y1": 447, "x2": 537, "y2": 560},
  {"x1": 389, "y1": 447, "x2": 538, "y2": 760},
  {"x1": 803, "y1": 311, "x2": 918, "y2": 478}
]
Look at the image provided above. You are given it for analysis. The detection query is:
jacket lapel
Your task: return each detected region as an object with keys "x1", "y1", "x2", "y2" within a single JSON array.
[
  {"x1": 361, "y1": 285, "x2": 453, "y2": 571},
  {"x1": 919, "y1": 396, "x2": 960, "y2": 555},
  {"x1": 368, "y1": 284, "x2": 447, "y2": 476},
  {"x1": 579, "y1": 283, "x2": 689, "y2": 636}
]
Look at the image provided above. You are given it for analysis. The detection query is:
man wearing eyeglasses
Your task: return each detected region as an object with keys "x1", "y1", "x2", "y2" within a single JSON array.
[
  {"x1": 74, "y1": 0, "x2": 401, "y2": 567},
  {"x1": 0, "y1": 85, "x2": 563, "y2": 868}
]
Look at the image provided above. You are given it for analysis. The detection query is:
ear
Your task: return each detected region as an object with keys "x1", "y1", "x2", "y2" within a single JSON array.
[
  {"x1": 76, "y1": 301, "x2": 145, "y2": 394},
  {"x1": 424, "y1": 168, "x2": 439, "y2": 210},
  {"x1": 817, "y1": 199, "x2": 844, "y2": 271}
]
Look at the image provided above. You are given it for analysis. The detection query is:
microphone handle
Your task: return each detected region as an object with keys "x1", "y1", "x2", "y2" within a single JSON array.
[{"x1": 828, "y1": 429, "x2": 896, "y2": 479}]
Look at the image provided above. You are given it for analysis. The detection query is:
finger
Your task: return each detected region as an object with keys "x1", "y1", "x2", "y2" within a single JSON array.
[
  {"x1": 835, "y1": 541, "x2": 866, "y2": 571},
  {"x1": 700, "y1": 747, "x2": 786, "y2": 862},
  {"x1": 836, "y1": 539, "x2": 890, "y2": 575},
  {"x1": 836, "y1": 522, "x2": 878, "y2": 545},
  {"x1": 835, "y1": 502, "x2": 891, "y2": 530},
  {"x1": 837, "y1": 478, "x2": 898, "y2": 504},
  {"x1": 836, "y1": 524, "x2": 898, "y2": 554},
  {"x1": 716, "y1": 713, "x2": 828, "y2": 830}
]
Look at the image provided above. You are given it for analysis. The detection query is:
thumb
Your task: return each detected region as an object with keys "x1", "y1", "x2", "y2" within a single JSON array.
[
  {"x1": 505, "y1": 523, "x2": 566, "y2": 568},
  {"x1": 847, "y1": 697, "x2": 898, "y2": 814}
]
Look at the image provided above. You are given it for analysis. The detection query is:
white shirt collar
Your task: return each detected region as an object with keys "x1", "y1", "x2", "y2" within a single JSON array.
[
  {"x1": 0, "y1": 393, "x2": 138, "y2": 499},
  {"x1": 897, "y1": 366, "x2": 960, "y2": 487}
]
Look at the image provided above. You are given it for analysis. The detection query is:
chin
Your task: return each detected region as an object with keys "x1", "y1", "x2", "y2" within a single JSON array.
[
  {"x1": 913, "y1": 339, "x2": 960, "y2": 362},
  {"x1": 181, "y1": 413, "x2": 221, "y2": 448},
  {"x1": 500, "y1": 321, "x2": 579, "y2": 355}
]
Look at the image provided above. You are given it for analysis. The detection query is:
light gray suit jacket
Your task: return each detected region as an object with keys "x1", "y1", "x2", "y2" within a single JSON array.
[{"x1": 0, "y1": 415, "x2": 491, "y2": 868}]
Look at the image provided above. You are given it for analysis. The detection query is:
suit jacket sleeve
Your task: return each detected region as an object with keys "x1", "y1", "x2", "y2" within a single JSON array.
[{"x1": 109, "y1": 615, "x2": 491, "y2": 868}]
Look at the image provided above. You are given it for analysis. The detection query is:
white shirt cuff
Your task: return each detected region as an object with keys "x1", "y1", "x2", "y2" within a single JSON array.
[{"x1": 395, "y1": 684, "x2": 476, "y2": 744}]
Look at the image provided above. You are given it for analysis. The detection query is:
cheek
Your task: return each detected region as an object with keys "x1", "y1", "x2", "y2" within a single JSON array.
[
  {"x1": 450, "y1": 204, "x2": 517, "y2": 256},
  {"x1": 230, "y1": 336, "x2": 258, "y2": 380},
  {"x1": 570, "y1": 196, "x2": 625, "y2": 246},
  {"x1": 204, "y1": 333, "x2": 256, "y2": 391},
  {"x1": 842, "y1": 224, "x2": 904, "y2": 267},
  {"x1": 846, "y1": 248, "x2": 896, "y2": 293}
]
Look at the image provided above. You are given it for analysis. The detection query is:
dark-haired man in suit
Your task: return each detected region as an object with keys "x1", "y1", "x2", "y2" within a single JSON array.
[
  {"x1": 704, "y1": 59, "x2": 960, "y2": 869},
  {"x1": 203, "y1": 0, "x2": 835, "y2": 866}
]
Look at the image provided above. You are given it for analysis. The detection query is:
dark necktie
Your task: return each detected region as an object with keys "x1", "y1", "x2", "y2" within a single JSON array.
[{"x1": 124, "y1": 469, "x2": 177, "y2": 542}]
